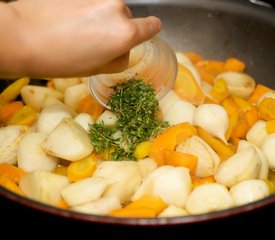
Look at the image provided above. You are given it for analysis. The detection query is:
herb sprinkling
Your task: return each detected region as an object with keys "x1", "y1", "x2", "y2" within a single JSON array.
[{"x1": 89, "y1": 79, "x2": 169, "y2": 161}]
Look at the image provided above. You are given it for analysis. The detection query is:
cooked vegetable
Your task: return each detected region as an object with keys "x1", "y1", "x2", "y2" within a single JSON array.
[
  {"x1": 230, "y1": 179, "x2": 269, "y2": 205},
  {"x1": 260, "y1": 133, "x2": 275, "y2": 170},
  {"x1": 132, "y1": 166, "x2": 191, "y2": 208},
  {"x1": 214, "y1": 147, "x2": 262, "y2": 187},
  {"x1": 19, "y1": 170, "x2": 69, "y2": 205},
  {"x1": 77, "y1": 95, "x2": 104, "y2": 121},
  {"x1": 237, "y1": 140, "x2": 269, "y2": 179},
  {"x1": 0, "y1": 125, "x2": 31, "y2": 164},
  {"x1": 110, "y1": 194, "x2": 166, "y2": 218},
  {"x1": 93, "y1": 161, "x2": 143, "y2": 203},
  {"x1": 0, "y1": 77, "x2": 30, "y2": 105},
  {"x1": 61, "y1": 177, "x2": 109, "y2": 206},
  {"x1": 174, "y1": 64, "x2": 205, "y2": 106},
  {"x1": 1, "y1": 51, "x2": 274, "y2": 218},
  {"x1": 89, "y1": 79, "x2": 168, "y2": 161},
  {"x1": 36, "y1": 103, "x2": 73, "y2": 133},
  {"x1": 41, "y1": 118, "x2": 93, "y2": 161},
  {"x1": 176, "y1": 136, "x2": 220, "y2": 177},
  {"x1": 0, "y1": 101, "x2": 24, "y2": 124},
  {"x1": 214, "y1": 72, "x2": 255, "y2": 98},
  {"x1": 158, "y1": 205, "x2": 188, "y2": 217},
  {"x1": 194, "y1": 104, "x2": 228, "y2": 143},
  {"x1": 74, "y1": 113, "x2": 94, "y2": 132},
  {"x1": 67, "y1": 154, "x2": 97, "y2": 182},
  {"x1": 64, "y1": 83, "x2": 90, "y2": 111},
  {"x1": 185, "y1": 183, "x2": 234, "y2": 214},
  {"x1": 21, "y1": 85, "x2": 63, "y2": 112},
  {"x1": 52, "y1": 78, "x2": 81, "y2": 93},
  {"x1": 17, "y1": 132, "x2": 59, "y2": 172},
  {"x1": 149, "y1": 122, "x2": 197, "y2": 166},
  {"x1": 246, "y1": 120, "x2": 267, "y2": 146},
  {"x1": 72, "y1": 196, "x2": 121, "y2": 215},
  {"x1": 7, "y1": 106, "x2": 36, "y2": 126}
]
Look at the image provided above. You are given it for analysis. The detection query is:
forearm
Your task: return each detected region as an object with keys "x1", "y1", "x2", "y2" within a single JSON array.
[{"x1": 0, "y1": 2, "x2": 29, "y2": 78}]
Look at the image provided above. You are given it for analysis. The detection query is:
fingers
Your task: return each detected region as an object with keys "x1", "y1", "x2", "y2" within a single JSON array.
[{"x1": 131, "y1": 16, "x2": 162, "y2": 44}]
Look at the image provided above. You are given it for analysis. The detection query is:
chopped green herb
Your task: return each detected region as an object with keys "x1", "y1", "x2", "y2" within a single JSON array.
[{"x1": 89, "y1": 79, "x2": 169, "y2": 161}]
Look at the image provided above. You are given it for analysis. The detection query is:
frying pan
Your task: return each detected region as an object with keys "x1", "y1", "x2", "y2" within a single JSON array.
[{"x1": 0, "y1": 0, "x2": 275, "y2": 226}]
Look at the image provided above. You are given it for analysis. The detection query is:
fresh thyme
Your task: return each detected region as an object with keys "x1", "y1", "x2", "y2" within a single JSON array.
[{"x1": 89, "y1": 79, "x2": 169, "y2": 161}]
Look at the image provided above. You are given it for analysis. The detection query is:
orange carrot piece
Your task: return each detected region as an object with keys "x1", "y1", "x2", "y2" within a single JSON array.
[
  {"x1": 222, "y1": 98, "x2": 239, "y2": 140},
  {"x1": 210, "y1": 78, "x2": 229, "y2": 103},
  {"x1": 248, "y1": 84, "x2": 274, "y2": 105},
  {"x1": 229, "y1": 137, "x2": 241, "y2": 148},
  {"x1": 257, "y1": 98, "x2": 275, "y2": 121},
  {"x1": 192, "y1": 176, "x2": 215, "y2": 189},
  {"x1": 126, "y1": 195, "x2": 167, "y2": 214},
  {"x1": 163, "y1": 150, "x2": 197, "y2": 175},
  {"x1": 47, "y1": 81, "x2": 55, "y2": 89},
  {"x1": 196, "y1": 67, "x2": 215, "y2": 85},
  {"x1": 57, "y1": 197, "x2": 70, "y2": 210},
  {"x1": 174, "y1": 64, "x2": 205, "y2": 106},
  {"x1": 110, "y1": 207, "x2": 156, "y2": 218},
  {"x1": 266, "y1": 120, "x2": 275, "y2": 134},
  {"x1": 197, "y1": 127, "x2": 235, "y2": 160},
  {"x1": 224, "y1": 57, "x2": 246, "y2": 72},
  {"x1": 203, "y1": 96, "x2": 218, "y2": 104},
  {"x1": 149, "y1": 123, "x2": 197, "y2": 166},
  {"x1": 232, "y1": 96, "x2": 254, "y2": 114},
  {"x1": 196, "y1": 60, "x2": 225, "y2": 76},
  {"x1": 184, "y1": 51, "x2": 203, "y2": 64},
  {"x1": 244, "y1": 108, "x2": 259, "y2": 128},
  {"x1": 0, "y1": 163, "x2": 25, "y2": 183},
  {"x1": 67, "y1": 154, "x2": 97, "y2": 182},
  {"x1": 77, "y1": 95, "x2": 104, "y2": 121},
  {"x1": 0, "y1": 176, "x2": 25, "y2": 196},
  {"x1": 231, "y1": 119, "x2": 249, "y2": 139},
  {"x1": 0, "y1": 101, "x2": 24, "y2": 123},
  {"x1": 7, "y1": 105, "x2": 36, "y2": 126}
]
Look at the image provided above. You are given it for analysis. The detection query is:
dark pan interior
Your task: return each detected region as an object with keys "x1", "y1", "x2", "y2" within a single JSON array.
[{"x1": 128, "y1": 0, "x2": 275, "y2": 88}]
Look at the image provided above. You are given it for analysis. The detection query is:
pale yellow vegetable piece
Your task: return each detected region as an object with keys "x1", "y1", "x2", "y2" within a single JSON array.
[
  {"x1": 158, "y1": 205, "x2": 188, "y2": 218},
  {"x1": 185, "y1": 183, "x2": 234, "y2": 214},
  {"x1": 53, "y1": 78, "x2": 81, "y2": 93},
  {"x1": 215, "y1": 72, "x2": 255, "y2": 98},
  {"x1": 17, "y1": 132, "x2": 59, "y2": 172},
  {"x1": 237, "y1": 140, "x2": 268, "y2": 179},
  {"x1": 260, "y1": 133, "x2": 275, "y2": 170},
  {"x1": 19, "y1": 170, "x2": 69, "y2": 206},
  {"x1": 21, "y1": 85, "x2": 63, "y2": 112},
  {"x1": 230, "y1": 179, "x2": 270, "y2": 206},
  {"x1": 61, "y1": 177, "x2": 109, "y2": 206},
  {"x1": 246, "y1": 120, "x2": 267, "y2": 146},
  {"x1": 64, "y1": 83, "x2": 90, "y2": 111},
  {"x1": 194, "y1": 104, "x2": 228, "y2": 143},
  {"x1": 176, "y1": 136, "x2": 220, "y2": 178},
  {"x1": 41, "y1": 118, "x2": 93, "y2": 161},
  {"x1": 37, "y1": 103, "x2": 73, "y2": 134},
  {"x1": 0, "y1": 125, "x2": 31, "y2": 165},
  {"x1": 93, "y1": 161, "x2": 143, "y2": 203},
  {"x1": 214, "y1": 147, "x2": 261, "y2": 187},
  {"x1": 72, "y1": 196, "x2": 121, "y2": 215}
]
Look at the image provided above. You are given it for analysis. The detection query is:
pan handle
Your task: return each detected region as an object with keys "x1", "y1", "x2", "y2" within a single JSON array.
[{"x1": 248, "y1": 0, "x2": 273, "y2": 8}]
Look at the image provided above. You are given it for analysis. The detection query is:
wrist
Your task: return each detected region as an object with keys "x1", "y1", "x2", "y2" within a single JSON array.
[{"x1": 0, "y1": 2, "x2": 31, "y2": 78}]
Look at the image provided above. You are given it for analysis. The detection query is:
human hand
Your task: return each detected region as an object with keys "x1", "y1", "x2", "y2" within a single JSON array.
[{"x1": 6, "y1": 0, "x2": 162, "y2": 78}]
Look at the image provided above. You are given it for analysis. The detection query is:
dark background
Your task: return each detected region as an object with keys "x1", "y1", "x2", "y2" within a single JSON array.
[{"x1": 0, "y1": 194, "x2": 274, "y2": 238}]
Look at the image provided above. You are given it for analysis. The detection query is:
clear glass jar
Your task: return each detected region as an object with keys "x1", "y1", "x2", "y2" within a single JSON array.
[{"x1": 88, "y1": 36, "x2": 178, "y2": 108}]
